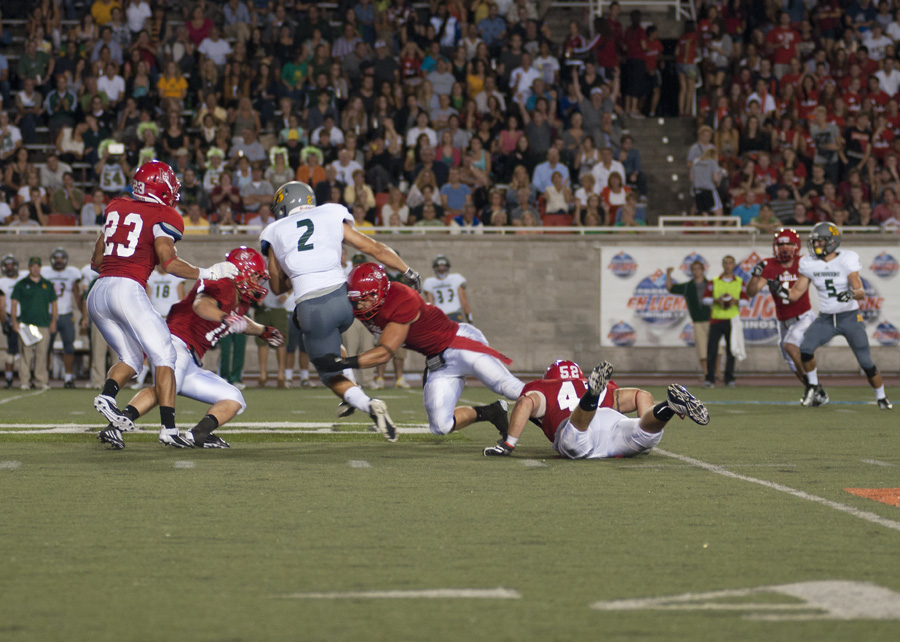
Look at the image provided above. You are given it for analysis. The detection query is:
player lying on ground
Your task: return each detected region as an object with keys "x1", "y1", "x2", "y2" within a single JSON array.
[
  {"x1": 747, "y1": 228, "x2": 821, "y2": 404},
  {"x1": 262, "y1": 181, "x2": 421, "y2": 441},
  {"x1": 312, "y1": 263, "x2": 522, "y2": 441},
  {"x1": 98, "y1": 247, "x2": 283, "y2": 449},
  {"x1": 778, "y1": 222, "x2": 892, "y2": 410},
  {"x1": 483, "y1": 360, "x2": 709, "y2": 459}
]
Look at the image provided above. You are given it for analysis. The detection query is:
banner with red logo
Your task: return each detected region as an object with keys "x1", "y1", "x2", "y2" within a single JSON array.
[{"x1": 601, "y1": 247, "x2": 900, "y2": 348}]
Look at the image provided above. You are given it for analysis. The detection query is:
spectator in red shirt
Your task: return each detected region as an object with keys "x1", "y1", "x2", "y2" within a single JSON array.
[
  {"x1": 676, "y1": 21, "x2": 700, "y2": 117},
  {"x1": 765, "y1": 12, "x2": 800, "y2": 79},
  {"x1": 622, "y1": 10, "x2": 647, "y2": 118}
]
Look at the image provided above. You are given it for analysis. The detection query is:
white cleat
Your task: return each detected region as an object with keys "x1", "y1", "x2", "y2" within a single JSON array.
[
  {"x1": 369, "y1": 399, "x2": 398, "y2": 442},
  {"x1": 93, "y1": 394, "x2": 135, "y2": 432}
]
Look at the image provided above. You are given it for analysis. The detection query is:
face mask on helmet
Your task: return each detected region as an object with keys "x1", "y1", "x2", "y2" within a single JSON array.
[
  {"x1": 2, "y1": 256, "x2": 19, "y2": 278},
  {"x1": 51, "y1": 249, "x2": 68, "y2": 270},
  {"x1": 544, "y1": 360, "x2": 584, "y2": 380},
  {"x1": 807, "y1": 223, "x2": 840, "y2": 258},
  {"x1": 226, "y1": 246, "x2": 269, "y2": 303},
  {"x1": 433, "y1": 256, "x2": 450, "y2": 276},
  {"x1": 347, "y1": 263, "x2": 390, "y2": 320}
]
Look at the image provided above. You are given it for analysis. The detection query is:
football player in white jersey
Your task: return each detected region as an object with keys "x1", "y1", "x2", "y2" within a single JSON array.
[
  {"x1": 261, "y1": 181, "x2": 421, "y2": 441},
  {"x1": 41, "y1": 248, "x2": 83, "y2": 388},
  {"x1": 0, "y1": 255, "x2": 25, "y2": 388},
  {"x1": 422, "y1": 254, "x2": 472, "y2": 323},
  {"x1": 780, "y1": 223, "x2": 892, "y2": 409}
]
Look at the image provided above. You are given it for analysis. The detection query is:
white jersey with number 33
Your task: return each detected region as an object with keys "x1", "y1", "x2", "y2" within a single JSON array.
[
  {"x1": 423, "y1": 273, "x2": 466, "y2": 316},
  {"x1": 259, "y1": 203, "x2": 354, "y2": 301},
  {"x1": 799, "y1": 250, "x2": 862, "y2": 315}
]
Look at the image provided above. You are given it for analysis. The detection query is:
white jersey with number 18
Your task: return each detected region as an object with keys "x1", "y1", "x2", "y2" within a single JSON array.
[
  {"x1": 259, "y1": 203, "x2": 354, "y2": 302},
  {"x1": 799, "y1": 250, "x2": 862, "y2": 315}
]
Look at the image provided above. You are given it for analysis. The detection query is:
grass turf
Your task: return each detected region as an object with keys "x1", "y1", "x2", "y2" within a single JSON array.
[{"x1": 1, "y1": 383, "x2": 898, "y2": 642}]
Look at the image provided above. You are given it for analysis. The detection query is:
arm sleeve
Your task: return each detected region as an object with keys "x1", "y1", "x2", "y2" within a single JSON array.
[{"x1": 668, "y1": 281, "x2": 687, "y2": 294}]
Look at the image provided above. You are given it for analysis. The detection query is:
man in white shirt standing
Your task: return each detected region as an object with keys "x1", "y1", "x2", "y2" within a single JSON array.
[
  {"x1": 875, "y1": 57, "x2": 900, "y2": 97},
  {"x1": 509, "y1": 52, "x2": 541, "y2": 106},
  {"x1": 41, "y1": 248, "x2": 82, "y2": 388},
  {"x1": 423, "y1": 255, "x2": 471, "y2": 323},
  {"x1": 198, "y1": 27, "x2": 233, "y2": 68}
]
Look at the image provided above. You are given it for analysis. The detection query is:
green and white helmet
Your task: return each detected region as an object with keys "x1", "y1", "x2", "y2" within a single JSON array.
[
  {"x1": 807, "y1": 222, "x2": 841, "y2": 258},
  {"x1": 273, "y1": 181, "x2": 316, "y2": 219}
]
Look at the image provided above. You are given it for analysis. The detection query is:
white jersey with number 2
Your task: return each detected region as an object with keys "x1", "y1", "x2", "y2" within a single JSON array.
[
  {"x1": 799, "y1": 250, "x2": 862, "y2": 315},
  {"x1": 259, "y1": 203, "x2": 354, "y2": 302}
]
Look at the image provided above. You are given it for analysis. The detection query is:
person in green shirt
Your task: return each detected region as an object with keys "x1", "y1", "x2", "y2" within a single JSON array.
[
  {"x1": 666, "y1": 260, "x2": 714, "y2": 376},
  {"x1": 10, "y1": 257, "x2": 57, "y2": 390}
]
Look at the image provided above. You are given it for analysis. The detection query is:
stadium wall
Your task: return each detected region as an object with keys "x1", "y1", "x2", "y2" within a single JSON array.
[{"x1": 5, "y1": 234, "x2": 898, "y2": 375}]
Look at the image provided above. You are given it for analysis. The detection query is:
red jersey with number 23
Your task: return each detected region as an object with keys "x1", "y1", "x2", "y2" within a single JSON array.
[
  {"x1": 361, "y1": 282, "x2": 458, "y2": 355},
  {"x1": 99, "y1": 197, "x2": 185, "y2": 287},
  {"x1": 522, "y1": 378, "x2": 620, "y2": 442},
  {"x1": 166, "y1": 279, "x2": 248, "y2": 359},
  {"x1": 759, "y1": 255, "x2": 811, "y2": 321}
]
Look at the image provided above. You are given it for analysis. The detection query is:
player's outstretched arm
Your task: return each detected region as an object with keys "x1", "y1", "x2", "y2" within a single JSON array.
[
  {"x1": 746, "y1": 261, "x2": 766, "y2": 297},
  {"x1": 343, "y1": 223, "x2": 421, "y2": 290},
  {"x1": 484, "y1": 393, "x2": 538, "y2": 456},
  {"x1": 787, "y1": 274, "x2": 810, "y2": 302},
  {"x1": 312, "y1": 321, "x2": 409, "y2": 371},
  {"x1": 154, "y1": 237, "x2": 238, "y2": 281},
  {"x1": 846, "y1": 272, "x2": 866, "y2": 301},
  {"x1": 193, "y1": 293, "x2": 284, "y2": 347}
]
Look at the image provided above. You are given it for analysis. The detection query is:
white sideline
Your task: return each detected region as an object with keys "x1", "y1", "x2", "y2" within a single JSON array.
[
  {"x1": 0, "y1": 390, "x2": 48, "y2": 405},
  {"x1": 276, "y1": 588, "x2": 521, "y2": 600},
  {"x1": 0, "y1": 422, "x2": 433, "y2": 435},
  {"x1": 656, "y1": 449, "x2": 900, "y2": 533}
]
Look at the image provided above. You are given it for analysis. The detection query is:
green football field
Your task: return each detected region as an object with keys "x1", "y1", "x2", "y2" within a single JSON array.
[{"x1": 1, "y1": 382, "x2": 899, "y2": 642}]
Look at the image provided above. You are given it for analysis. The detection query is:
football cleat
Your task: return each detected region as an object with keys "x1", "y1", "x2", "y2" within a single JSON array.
[
  {"x1": 482, "y1": 400, "x2": 510, "y2": 440},
  {"x1": 98, "y1": 425, "x2": 125, "y2": 450},
  {"x1": 186, "y1": 430, "x2": 231, "y2": 448},
  {"x1": 337, "y1": 401, "x2": 356, "y2": 418},
  {"x1": 64, "y1": 380, "x2": 76, "y2": 389},
  {"x1": 93, "y1": 394, "x2": 135, "y2": 432},
  {"x1": 300, "y1": 378, "x2": 313, "y2": 388},
  {"x1": 666, "y1": 384, "x2": 710, "y2": 425},
  {"x1": 800, "y1": 384, "x2": 817, "y2": 407},
  {"x1": 877, "y1": 398, "x2": 893, "y2": 410},
  {"x1": 587, "y1": 361, "x2": 614, "y2": 396},
  {"x1": 158, "y1": 428, "x2": 194, "y2": 448},
  {"x1": 369, "y1": 399, "x2": 398, "y2": 442},
  {"x1": 811, "y1": 385, "x2": 829, "y2": 407}
]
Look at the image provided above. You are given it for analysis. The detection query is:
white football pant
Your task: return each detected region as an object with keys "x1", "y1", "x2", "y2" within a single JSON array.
[{"x1": 553, "y1": 408, "x2": 663, "y2": 459}]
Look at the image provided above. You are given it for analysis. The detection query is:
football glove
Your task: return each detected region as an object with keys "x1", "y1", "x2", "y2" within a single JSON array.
[
  {"x1": 261, "y1": 326, "x2": 285, "y2": 347},
  {"x1": 399, "y1": 267, "x2": 421, "y2": 292},
  {"x1": 751, "y1": 261, "x2": 765, "y2": 278},
  {"x1": 198, "y1": 261, "x2": 240, "y2": 281},
  {"x1": 224, "y1": 313, "x2": 248, "y2": 334},
  {"x1": 767, "y1": 279, "x2": 790, "y2": 304},
  {"x1": 483, "y1": 439, "x2": 515, "y2": 457},
  {"x1": 312, "y1": 353, "x2": 359, "y2": 371},
  {"x1": 836, "y1": 290, "x2": 854, "y2": 302}
]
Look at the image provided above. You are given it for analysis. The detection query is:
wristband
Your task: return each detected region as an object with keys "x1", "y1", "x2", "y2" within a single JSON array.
[{"x1": 343, "y1": 355, "x2": 360, "y2": 369}]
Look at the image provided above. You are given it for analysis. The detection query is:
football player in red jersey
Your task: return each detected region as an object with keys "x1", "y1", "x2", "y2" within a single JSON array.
[
  {"x1": 99, "y1": 247, "x2": 284, "y2": 449},
  {"x1": 314, "y1": 263, "x2": 523, "y2": 440},
  {"x1": 746, "y1": 228, "x2": 820, "y2": 401},
  {"x1": 483, "y1": 360, "x2": 709, "y2": 459},
  {"x1": 88, "y1": 160, "x2": 239, "y2": 449}
]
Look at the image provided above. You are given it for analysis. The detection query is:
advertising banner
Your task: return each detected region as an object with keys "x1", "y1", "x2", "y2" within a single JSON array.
[{"x1": 601, "y1": 246, "x2": 900, "y2": 349}]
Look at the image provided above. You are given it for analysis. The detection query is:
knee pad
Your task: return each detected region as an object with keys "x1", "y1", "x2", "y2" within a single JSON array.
[
  {"x1": 864, "y1": 365, "x2": 878, "y2": 378},
  {"x1": 429, "y1": 415, "x2": 456, "y2": 436},
  {"x1": 800, "y1": 352, "x2": 815, "y2": 363}
]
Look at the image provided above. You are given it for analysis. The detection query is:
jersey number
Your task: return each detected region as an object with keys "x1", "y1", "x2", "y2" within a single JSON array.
[
  {"x1": 296, "y1": 219, "x2": 314, "y2": 252},
  {"x1": 103, "y1": 211, "x2": 143, "y2": 258},
  {"x1": 824, "y1": 278, "x2": 838, "y2": 298},
  {"x1": 557, "y1": 381, "x2": 579, "y2": 412},
  {"x1": 155, "y1": 284, "x2": 170, "y2": 298},
  {"x1": 434, "y1": 287, "x2": 454, "y2": 304}
]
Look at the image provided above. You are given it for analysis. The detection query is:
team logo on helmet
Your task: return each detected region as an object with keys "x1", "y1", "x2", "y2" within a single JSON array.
[
  {"x1": 607, "y1": 321, "x2": 637, "y2": 346},
  {"x1": 608, "y1": 252, "x2": 638, "y2": 278},
  {"x1": 873, "y1": 321, "x2": 900, "y2": 346},
  {"x1": 869, "y1": 252, "x2": 899, "y2": 279}
]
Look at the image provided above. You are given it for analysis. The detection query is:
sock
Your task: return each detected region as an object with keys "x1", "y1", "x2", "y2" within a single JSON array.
[
  {"x1": 653, "y1": 401, "x2": 676, "y2": 422},
  {"x1": 124, "y1": 405, "x2": 140, "y2": 421},
  {"x1": 102, "y1": 379, "x2": 119, "y2": 398},
  {"x1": 64, "y1": 373, "x2": 73, "y2": 382},
  {"x1": 285, "y1": 369, "x2": 293, "y2": 381},
  {"x1": 344, "y1": 385, "x2": 372, "y2": 414},
  {"x1": 579, "y1": 391, "x2": 600, "y2": 412},
  {"x1": 473, "y1": 404, "x2": 491, "y2": 422},
  {"x1": 505, "y1": 435, "x2": 519, "y2": 447},
  {"x1": 343, "y1": 367, "x2": 357, "y2": 384},
  {"x1": 192, "y1": 414, "x2": 219, "y2": 437},
  {"x1": 300, "y1": 369, "x2": 309, "y2": 380},
  {"x1": 875, "y1": 385, "x2": 886, "y2": 400},
  {"x1": 806, "y1": 369, "x2": 818, "y2": 386},
  {"x1": 159, "y1": 406, "x2": 176, "y2": 430}
]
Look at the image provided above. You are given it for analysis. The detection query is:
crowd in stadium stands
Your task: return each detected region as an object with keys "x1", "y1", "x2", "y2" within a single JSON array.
[
  {"x1": 683, "y1": 0, "x2": 900, "y2": 233},
  {"x1": 0, "y1": 1, "x2": 898, "y2": 233}
]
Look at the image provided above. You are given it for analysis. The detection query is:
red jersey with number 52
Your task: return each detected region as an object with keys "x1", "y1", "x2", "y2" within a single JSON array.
[
  {"x1": 99, "y1": 197, "x2": 184, "y2": 287},
  {"x1": 759, "y1": 255, "x2": 811, "y2": 321},
  {"x1": 522, "y1": 378, "x2": 620, "y2": 442},
  {"x1": 166, "y1": 279, "x2": 248, "y2": 359}
]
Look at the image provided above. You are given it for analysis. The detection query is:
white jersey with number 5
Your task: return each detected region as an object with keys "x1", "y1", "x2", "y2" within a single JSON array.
[
  {"x1": 799, "y1": 250, "x2": 862, "y2": 314},
  {"x1": 259, "y1": 203, "x2": 354, "y2": 301},
  {"x1": 423, "y1": 273, "x2": 466, "y2": 316},
  {"x1": 147, "y1": 271, "x2": 184, "y2": 317}
]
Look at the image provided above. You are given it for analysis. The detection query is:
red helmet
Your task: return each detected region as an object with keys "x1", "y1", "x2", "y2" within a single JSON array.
[
  {"x1": 544, "y1": 360, "x2": 584, "y2": 380},
  {"x1": 225, "y1": 246, "x2": 269, "y2": 303},
  {"x1": 773, "y1": 228, "x2": 800, "y2": 263},
  {"x1": 132, "y1": 160, "x2": 181, "y2": 207},
  {"x1": 347, "y1": 263, "x2": 390, "y2": 320}
]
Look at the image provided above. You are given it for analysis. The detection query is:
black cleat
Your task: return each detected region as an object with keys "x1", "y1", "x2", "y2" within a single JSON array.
[
  {"x1": 877, "y1": 398, "x2": 893, "y2": 410},
  {"x1": 98, "y1": 424, "x2": 125, "y2": 450},
  {"x1": 64, "y1": 380, "x2": 76, "y2": 389},
  {"x1": 482, "y1": 400, "x2": 510, "y2": 440},
  {"x1": 186, "y1": 430, "x2": 231, "y2": 448},
  {"x1": 588, "y1": 361, "x2": 614, "y2": 396},
  {"x1": 800, "y1": 384, "x2": 817, "y2": 407},
  {"x1": 336, "y1": 400, "x2": 356, "y2": 418},
  {"x1": 94, "y1": 394, "x2": 135, "y2": 431},
  {"x1": 158, "y1": 428, "x2": 194, "y2": 448},
  {"x1": 811, "y1": 385, "x2": 829, "y2": 407}
]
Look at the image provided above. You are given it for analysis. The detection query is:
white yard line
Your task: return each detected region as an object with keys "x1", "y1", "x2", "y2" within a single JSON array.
[
  {"x1": 521, "y1": 459, "x2": 547, "y2": 468},
  {"x1": 173, "y1": 461, "x2": 195, "y2": 469},
  {"x1": 276, "y1": 588, "x2": 521, "y2": 600},
  {"x1": 348, "y1": 460, "x2": 371, "y2": 468},
  {"x1": 862, "y1": 459, "x2": 895, "y2": 467},
  {"x1": 0, "y1": 461, "x2": 22, "y2": 470},
  {"x1": 657, "y1": 449, "x2": 900, "y2": 533},
  {"x1": 0, "y1": 389, "x2": 48, "y2": 405}
]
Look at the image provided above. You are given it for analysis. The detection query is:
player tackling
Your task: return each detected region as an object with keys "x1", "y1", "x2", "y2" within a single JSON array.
[
  {"x1": 88, "y1": 160, "x2": 239, "y2": 448},
  {"x1": 778, "y1": 223, "x2": 892, "y2": 410}
]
